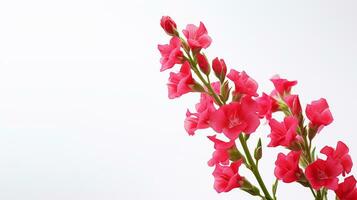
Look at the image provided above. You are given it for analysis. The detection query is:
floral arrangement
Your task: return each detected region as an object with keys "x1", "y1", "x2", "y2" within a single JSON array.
[{"x1": 157, "y1": 16, "x2": 356, "y2": 200}]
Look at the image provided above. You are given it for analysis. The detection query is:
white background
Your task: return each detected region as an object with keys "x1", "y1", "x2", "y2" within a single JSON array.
[{"x1": 0, "y1": 0, "x2": 356, "y2": 199}]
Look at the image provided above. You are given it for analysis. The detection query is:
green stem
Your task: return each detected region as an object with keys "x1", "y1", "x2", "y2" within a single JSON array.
[
  {"x1": 308, "y1": 185, "x2": 317, "y2": 198},
  {"x1": 239, "y1": 134, "x2": 273, "y2": 200},
  {"x1": 185, "y1": 51, "x2": 223, "y2": 106},
  {"x1": 302, "y1": 134, "x2": 313, "y2": 163}
]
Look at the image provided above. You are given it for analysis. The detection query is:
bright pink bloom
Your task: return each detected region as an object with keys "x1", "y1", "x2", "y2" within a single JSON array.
[
  {"x1": 270, "y1": 76, "x2": 297, "y2": 97},
  {"x1": 268, "y1": 116, "x2": 298, "y2": 147},
  {"x1": 212, "y1": 160, "x2": 243, "y2": 193},
  {"x1": 167, "y1": 61, "x2": 195, "y2": 99},
  {"x1": 184, "y1": 115, "x2": 198, "y2": 136},
  {"x1": 274, "y1": 151, "x2": 302, "y2": 183},
  {"x1": 207, "y1": 135, "x2": 235, "y2": 167},
  {"x1": 196, "y1": 53, "x2": 210, "y2": 75},
  {"x1": 210, "y1": 99, "x2": 260, "y2": 139},
  {"x1": 227, "y1": 69, "x2": 258, "y2": 97},
  {"x1": 321, "y1": 141, "x2": 353, "y2": 176},
  {"x1": 335, "y1": 176, "x2": 357, "y2": 200},
  {"x1": 208, "y1": 150, "x2": 230, "y2": 167},
  {"x1": 306, "y1": 98, "x2": 333, "y2": 129},
  {"x1": 184, "y1": 94, "x2": 216, "y2": 135},
  {"x1": 256, "y1": 93, "x2": 279, "y2": 119},
  {"x1": 212, "y1": 57, "x2": 227, "y2": 82},
  {"x1": 160, "y1": 16, "x2": 177, "y2": 36},
  {"x1": 284, "y1": 95, "x2": 302, "y2": 117},
  {"x1": 211, "y1": 81, "x2": 221, "y2": 94},
  {"x1": 182, "y1": 22, "x2": 212, "y2": 50},
  {"x1": 158, "y1": 37, "x2": 183, "y2": 72},
  {"x1": 208, "y1": 135, "x2": 236, "y2": 150},
  {"x1": 305, "y1": 159, "x2": 343, "y2": 190}
]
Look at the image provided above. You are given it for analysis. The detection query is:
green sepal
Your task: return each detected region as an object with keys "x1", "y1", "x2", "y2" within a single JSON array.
[{"x1": 240, "y1": 178, "x2": 261, "y2": 196}]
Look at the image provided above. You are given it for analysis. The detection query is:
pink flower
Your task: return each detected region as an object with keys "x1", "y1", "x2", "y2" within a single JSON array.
[
  {"x1": 274, "y1": 151, "x2": 302, "y2": 183},
  {"x1": 284, "y1": 95, "x2": 302, "y2": 117},
  {"x1": 210, "y1": 98, "x2": 260, "y2": 139},
  {"x1": 321, "y1": 141, "x2": 353, "y2": 176},
  {"x1": 335, "y1": 176, "x2": 357, "y2": 200},
  {"x1": 208, "y1": 150, "x2": 230, "y2": 167},
  {"x1": 207, "y1": 135, "x2": 235, "y2": 167},
  {"x1": 227, "y1": 69, "x2": 258, "y2": 97},
  {"x1": 208, "y1": 135, "x2": 236, "y2": 150},
  {"x1": 167, "y1": 61, "x2": 195, "y2": 99},
  {"x1": 212, "y1": 57, "x2": 227, "y2": 82},
  {"x1": 210, "y1": 81, "x2": 221, "y2": 94},
  {"x1": 268, "y1": 116, "x2": 298, "y2": 147},
  {"x1": 305, "y1": 159, "x2": 343, "y2": 190},
  {"x1": 256, "y1": 93, "x2": 279, "y2": 119},
  {"x1": 270, "y1": 76, "x2": 297, "y2": 97},
  {"x1": 182, "y1": 22, "x2": 212, "y2": 50},
  {"x1": 196, "y1": 53, "x2": 210, "y2": 75},
  {"x1": 160, "y1": 16, "x2": 177, "y2": 36},
  {"x1": 158, "y1": 37, "x2": 183, "y2": 72},
  {"x1": 184, "y1": 94, "x2": 216, "y2": 135},
  {"x1": 184, "y1": 115, "x2": 199, "y2": 136},
  {"x1": 306, "y1": 98, "x2": 333, "y2": 129},
  {"x1": 212, "y1": 160, "x2": 244, "y2": 193}
]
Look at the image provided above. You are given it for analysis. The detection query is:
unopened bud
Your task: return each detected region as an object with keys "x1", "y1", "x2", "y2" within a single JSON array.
[
  {"x1": 196, "y1": 53, "x2": 210, "y2": 75},
  {"x1": 160, "y1": 16, "x2": 177, "y2": 36},
  {"x1": 212, "y1": 57, "x2": 227, "y2": 82}
]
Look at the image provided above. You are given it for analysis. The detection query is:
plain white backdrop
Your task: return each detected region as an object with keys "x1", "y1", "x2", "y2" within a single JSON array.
[{"x1": 0, "y1": 0, "x2": 356, "y2": 199}]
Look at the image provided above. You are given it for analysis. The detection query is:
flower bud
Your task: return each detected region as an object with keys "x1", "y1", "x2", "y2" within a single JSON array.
[
  {"x1": 212, "y1": 57, "x2": 227, "y2": 82},
  {"x1": 254, "y1": 138, "x2": 262, "y2": 162},
  {"x1": 160, "y1": 16, "x2": 177, "y2": 36},
  {"x1": 196, "y1": 53, "x2": 210, "y2": 75}
]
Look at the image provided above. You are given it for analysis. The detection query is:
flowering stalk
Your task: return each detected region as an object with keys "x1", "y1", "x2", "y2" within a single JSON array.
[
  {"x1": 158, "y1": 16, "x2": 356, "y2": 200},
  {"x1": 183, "y1": 43, "x2": 273, "y2": 199}
]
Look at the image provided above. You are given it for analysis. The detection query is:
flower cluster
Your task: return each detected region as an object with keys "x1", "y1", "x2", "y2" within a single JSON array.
[{"x1": 158, "y1": 16, "x2": 356, "y2": 200}]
